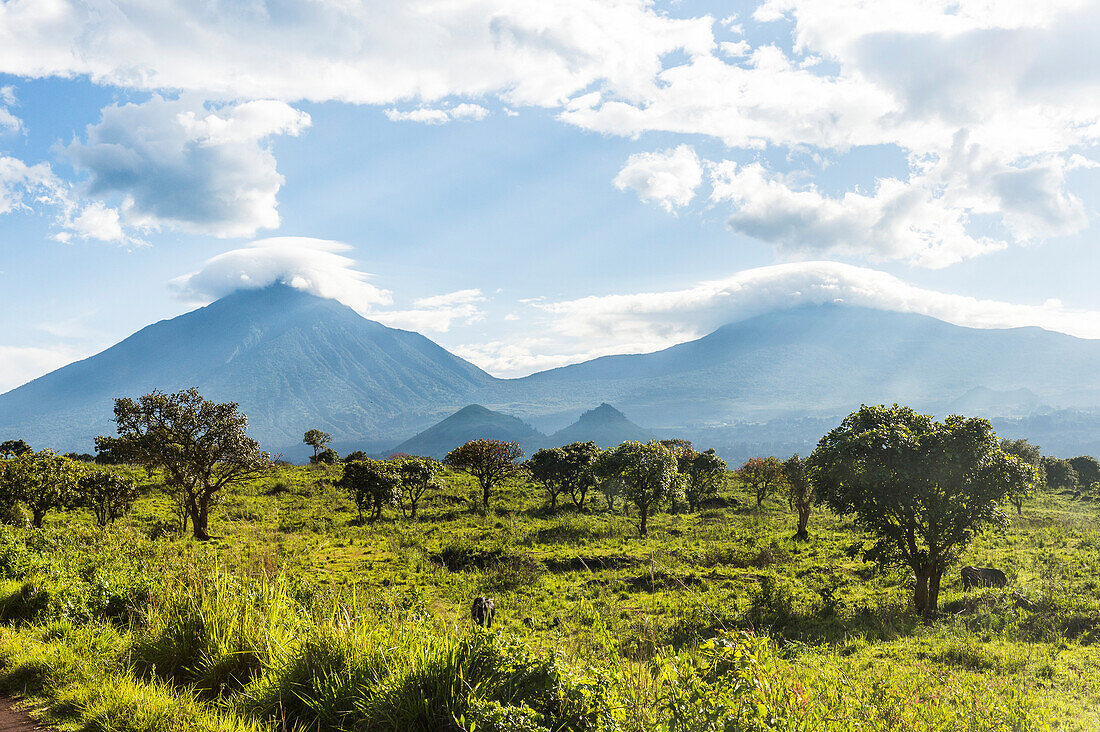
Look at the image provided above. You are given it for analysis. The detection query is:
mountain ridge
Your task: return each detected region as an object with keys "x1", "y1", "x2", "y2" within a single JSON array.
[{"x1": 5, "y1": 293, "x2": 1100, "y2": 459}]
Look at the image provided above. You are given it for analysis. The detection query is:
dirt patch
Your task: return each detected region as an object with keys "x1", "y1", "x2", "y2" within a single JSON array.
[{"x1": 0, "y1": 699, "x2": 47, "y2": 731}]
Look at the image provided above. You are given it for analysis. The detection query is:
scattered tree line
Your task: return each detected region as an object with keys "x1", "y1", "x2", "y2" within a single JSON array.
[{"x1": 3, "y1": 390, "x2": 1089, "y2": 622}]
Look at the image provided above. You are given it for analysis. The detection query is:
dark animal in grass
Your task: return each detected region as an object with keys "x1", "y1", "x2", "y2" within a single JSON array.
[
  {"x1": 471, "y1": 596, "x2": 495, "y2": 627},
  {"x1": 961, "y1": 566, "x2": 1008, "y2": 590}
]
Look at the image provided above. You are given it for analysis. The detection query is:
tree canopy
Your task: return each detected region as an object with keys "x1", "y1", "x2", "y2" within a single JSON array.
[
  {"x1": 77, "y1": 469, "x2": 140, "y2": 526},
  {"x1": 394, "y1": 455, "x2": 443, "y2": 519},
  {"x1": 109, "y1": 389, "x2": 270, "y2": 540},
  {"x1": 304, "y1": 429, "x2": 334, "y2": 462},
  {"x1": 337, "y1": 458, "x2": 399, "y2": 522},
  {"x1": 0, "y1": 439, "x2": 31, "y2": 459},
  {"x1": 599, "y1": 441, "x2": 682, "y2": 537},
  {"x1": 0, "y1": 449, "x2": 84, "y2": 527},
  {"x1": 444, "y1": 440, "x2": 524, "y2": 509},
  {"x1": 1042, "y1": 456, "x2": 1078, "y2": 493},
  {"x1": 735, "y1": 456, "x2": 785, "y2": 508},
  {"x1": 1000, "y1": 439, "x2": 1043, "y2": 513},
  {"x1": 678, "y1": 447, "x2": 727, "y2": 512},
  {"x1": 809, "y1": 404, "x2": 1037, "y2": 618},
  {"x1": 783, "y1": 454, "x2": 814, "y2": 540}
]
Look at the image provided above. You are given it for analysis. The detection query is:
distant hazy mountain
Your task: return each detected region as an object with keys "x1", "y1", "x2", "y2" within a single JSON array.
[
  {"x1": 390, "y1": 404, "x2": 544, "y2": 459},
  {"x1": 476, "y1": 304, "x2": 1100, "y2": 426},
  {"x1": 547, "y1": 403, "x2": 653, "y2": 447},
  {"x1": 0, "y1": 285, "x2": 494, "y2": 456},
  {"x1": 7, "y1": 295, "x2": 1100, "y2": 461}
]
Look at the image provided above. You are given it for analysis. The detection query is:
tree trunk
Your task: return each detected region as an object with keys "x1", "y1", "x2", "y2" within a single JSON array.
[
  {"x1": 639, "y1": 505, "x2": 648, "y2": 537},
  {"x1": 481, "y1": 480, "x2": 491, "y2": 508},
  {"x1": 410, "y1": 501, "x2": 418, "y2": 520},
  {"x1": 913, "y1": 566, "x2": 930, "y2": 616},
  {"x1": 191, "y1": 497, "x2": 211, "y2": 541},
  {"x1": 32, "y1": 508, "x2": 44, "y2": 528},
  {"x1": 795, "y1": 504, "x2": 811, "y2": 540},
  {"x1": 928, "y1": 569, "x2": 943, "y2": 616}
]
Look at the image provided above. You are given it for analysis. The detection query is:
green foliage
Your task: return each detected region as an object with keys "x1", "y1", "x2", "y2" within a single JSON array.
[
  {"x1": 599, "y1": 441, "x2": 682, "y2": 537},
  {"x1": 734, "y1": 456, "x2": 785, "y2": 509},
  {"x1": 0, "y1": 425, "x2": 1092, "y2": 731},
  {"x1": 678, "y1": 448, "x2": 726, "y2": 512},
  {"x1": 1001, "y1": 439, "x2": 1043, "y2": 513},
  {"x1": 0, "y1": 440, "x2": 31, "y2": 459},
  {"x1": 336, "y1": 458, "x2": 399, "y2": 522},
  {"x1": 528, "y1": 442, "x2": 601, "y2": 512},
  {"x1": 446, "y1": 440, "x2": 525, "y2": 509},
  {"x1": 782, "y1": 453, "x2": 813, "y2": 539},
  {"x1": 76, "y1": 469, "x2": 140, "y2": 526},
  {"x1": 110, "y1": 389, "x2": 271, "y2": 540},
  {"x1": 313, "y1": 447, "x2": 340, "y2": 465},
  {"x1": 1042, "y1": 456, "x2": 1078, "y2": 493},
  {"x1": 1, "y1": 449, "x2": 84, "y2": 528},
  {"x1": 395, "y1": 455, "x2": 443, "y2": 519},
  {"x1": 810, "y1": 404, "x2": 1038, "y2": 617},
  {"x1": 304, "y1": 429, "x2": 333, "y2": 460}
]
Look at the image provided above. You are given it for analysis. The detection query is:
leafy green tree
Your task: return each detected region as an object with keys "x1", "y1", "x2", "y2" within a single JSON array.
[
  {"x1": 600, "y1": 441, "x2": 683, "y2": 537},
  {"x1": 1068, "y1": 456, "x2": 1100, "y2": 496},
  {"x1": 77, "y1": 469, "x2": 140, "y2": 526},
  {"x1": 314, "y1": 447, "x2": 340, "y2": 465},
  {"x1": 444, "y1": 440, "x2": 524, "y2": 509},
  {"x1": 337, "y1": 458, "x2": 400, "y2": 523},
  {"x1": 343, "y1": 450, "x2": 369, "y2": 463},
  {"x1": 303, "y1": 429, "x2": 333, "y2": 462},
  {"x1": 110, "y1": 389, "x2": 271, "y2": 540},
  {"x1": 1042, "y1": 456, "x2": 1078, "y2": 493},
  {"x1": 677, "y1": 448, "x2": 727, "y2": 512},
  {"x1": 659, "y1": 440, "x2": 693, "y2": 512},
  {"x1": 395, "y1": 456, "x2": 443, "y2": 519},
  {"x1": 593, "y1": 449, "x2": 623, "y2": 512},
  {"x1": 809, "y1": 405, "x2": 1037, "y2": 618},
  {"x1": 527, "y1": 447, "x2": 568, "y2": 510},
  {"x1": 2, "y1": 450, "x2": 84, "y2": 527},
  {"x1": 1000, "y1": 439, "x2": 1043, "y2": 513},
  {"x1": 303, "y1": 429, "x2": 332, "y2": 462},
  {"x1": 559, "y1": 441, "x2": 601, "y2": 510},
  {"x1": 783, "y1": 454, "x2": 814, "y2": 540},
  {"x1": 735, "y1": 456, "x2": 786, "y2": 508},
  {"x1": 92, "y1": 435, "x2": 127, "y2": 465},
  {"x1": 0, "y1": 440, "x2": 31, "y2": 458}
]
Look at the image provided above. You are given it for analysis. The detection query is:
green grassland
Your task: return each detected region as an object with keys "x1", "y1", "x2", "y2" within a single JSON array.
[{"x1": 0, "y1": 464, "x2": 1094, "y2": 730}]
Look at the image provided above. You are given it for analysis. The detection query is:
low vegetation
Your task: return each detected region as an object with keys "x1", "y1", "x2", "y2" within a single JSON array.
[{"x1": 0, "y1": 391, "x2": 1096, "y2": 730}]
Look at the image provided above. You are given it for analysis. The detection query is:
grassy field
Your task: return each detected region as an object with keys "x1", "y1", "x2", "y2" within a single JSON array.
[{"x1": 0, "y1": 463, "x2": 1093, "y2": 730}]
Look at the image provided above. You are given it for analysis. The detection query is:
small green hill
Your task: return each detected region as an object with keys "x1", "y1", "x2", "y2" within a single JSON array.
[
  {"x1": 390, "y1": 404, "x2": 544, "y2": 459},
  {"x1": 547, "y1": 403, "x2": 653, "y2": 448}
]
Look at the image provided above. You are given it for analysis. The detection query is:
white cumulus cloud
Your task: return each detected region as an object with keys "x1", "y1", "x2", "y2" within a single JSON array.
[
  {"x1": 0, "y1": 0, "x2": 713, "y2": 108},
  {"x1": 170, "y1": 238, "x2": 487, "y2": 332},
  {"x1": 170, "y1": 237, "x2": 392, "y2": 312},
  {"x1": 373, "y1": 289, "x2": 487, "y2": 333},
  {"x1": 444, "y1": 261, "x2": 1100, "y2": 377},
  {"x1": 66, "y1": 96, "x2": 310, "y2": 239},
  {"x1": 385, "y1": 103, "x2": 490, "y2": 124},
  {"x1": 614, "y1": 145, "x2": 703, "y2": 213},
  {"x1": 541, "y1": 261, "x2": 1100, "y2": 356}
]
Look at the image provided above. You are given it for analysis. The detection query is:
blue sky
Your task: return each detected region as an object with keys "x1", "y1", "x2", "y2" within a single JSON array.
[{"x1": 2, "y1": 0, "x2": 1100, "y2": 390}]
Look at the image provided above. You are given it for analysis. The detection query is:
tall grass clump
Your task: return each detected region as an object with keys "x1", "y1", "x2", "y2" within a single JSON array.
[{"x1": 131, "y1": 568, "x2": 304, "y2": 698}]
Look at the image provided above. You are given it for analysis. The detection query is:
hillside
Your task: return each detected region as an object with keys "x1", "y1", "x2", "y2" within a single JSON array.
[
  {"x1": 0, "y1": 284, "x2": 495, "y2": 457},
  {"x1": 547, "y1": 403, "x2": 653, "y2": 447},
  {"x1": 475, "y1": 304, "x2": 1100, "y2": 427},
  {"x1": 390, "y1": 404, "x2": 544, "y2": 459}
]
